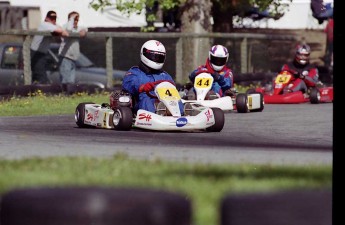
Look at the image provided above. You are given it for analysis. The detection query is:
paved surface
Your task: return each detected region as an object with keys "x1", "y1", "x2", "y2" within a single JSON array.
[{"x1": 0, "y1": 104, "x2": 333, "y2": 165}]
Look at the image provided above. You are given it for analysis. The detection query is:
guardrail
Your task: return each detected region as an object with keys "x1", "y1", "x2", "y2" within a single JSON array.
[{"x1": 1, "y1": 30, "x2": 297, "y2": 88}]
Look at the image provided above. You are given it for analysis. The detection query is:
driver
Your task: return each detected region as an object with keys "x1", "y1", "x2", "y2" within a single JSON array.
[
  {"x1": 187, "y1": 44, "x2": 234, "y2": 98},
  {"x1": 122, "y1": 40, "x2": 184, "y2": 114},
  {"x1": 280, "y1": 43, "x2": 320, "y2": 93}
]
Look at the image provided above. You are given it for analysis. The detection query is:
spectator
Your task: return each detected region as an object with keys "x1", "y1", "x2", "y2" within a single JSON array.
[
  {"x1": 30, "y1": 10, "x2": 69, "y2": 84},
  {"x1": 162, "y1": 6, "x2": 181, "y2": 31},
  {"x1": 187, "y1": 44, "x2": 234, "y2": 99},
  {"x1": 121, "y1": 40, "x2": 184, "y2": 115},
  {"x1": 280, "y1": 43, "x2": 320, "y2": 93},
  {"x1": 324, "y1": 17, "x2": 333, "y2": 69},
  {"x1": 311, "y1": 0, "x2": 333, "y2": 24},
  {"x1": 58, "y1": 11, "x2": 88, "y2": 93}
]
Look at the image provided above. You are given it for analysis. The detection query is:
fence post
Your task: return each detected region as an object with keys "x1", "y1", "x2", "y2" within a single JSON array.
[
  {"x1": 240, "y1": 37, "x2": 247, "y2": 74},
  {"x1": 175, "y1": 37, "x2": 183, "y2": 84},
  {"x1": 105, "y1": 36, "x2": 113, "y2": 89},
  {"x1": 23, "y1": 35, "x2": 32, "y2": 85}
]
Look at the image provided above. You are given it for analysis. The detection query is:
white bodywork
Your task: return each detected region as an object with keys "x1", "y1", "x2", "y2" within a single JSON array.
[
  {"x1": 182, "y1": 72, "x2": 263, "y2": 112},
  {"x1": 181, "y1": 73, "x2": 234, "y2": 111},
  {"x1": 80, "y1": 82, "x2": 220, "y2": 131}
]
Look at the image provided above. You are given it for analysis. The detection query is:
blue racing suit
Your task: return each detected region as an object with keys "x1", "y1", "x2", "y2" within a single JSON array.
[
  {"x1": 122, "y1": 65, "x2": 184, "y2": 114},
  {"x1": 189, "y1": 59, "x2": 233, "y2": 96}
]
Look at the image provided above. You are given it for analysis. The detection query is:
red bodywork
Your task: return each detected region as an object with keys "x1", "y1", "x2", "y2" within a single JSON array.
[{"x1": 255, "y1": 71, "x2": 333, "y2": 104}]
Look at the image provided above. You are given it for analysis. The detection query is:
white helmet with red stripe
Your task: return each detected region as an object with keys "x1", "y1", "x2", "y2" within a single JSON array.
[{"x1": 140, "y1": 40, "x2": 166, "y2": 70}]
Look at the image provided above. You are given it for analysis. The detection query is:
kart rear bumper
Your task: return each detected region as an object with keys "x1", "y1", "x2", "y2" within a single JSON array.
[{"x1": 181, "y1": 96, "x2": 234, "y2": 111}]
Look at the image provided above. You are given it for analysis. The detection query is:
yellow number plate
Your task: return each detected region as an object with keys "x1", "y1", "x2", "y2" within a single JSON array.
[
  {"x1": 275, "y1": 73, "x2": 291, "y2": 84},
  {"x1": 195, "y1": 77, "x2": 212, "y2": 88},
  {"x1": 156, "y1": 87, "x2": 180, "y2": 100}
]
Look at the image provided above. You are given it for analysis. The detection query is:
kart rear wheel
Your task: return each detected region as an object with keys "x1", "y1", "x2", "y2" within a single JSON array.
[
  {"x1": 250, "y1": 92, "x2": 264, "y2": 112},
  {"x1": 236, "y1": 93, "x2": 249, "y2": 113},
  {"x1": 75, "y1": 102, "x2": 95, "y2": 128},
  {"x1": 310, "y1": 88, "x2": 320, "y2": 104},
  {"x1": 111, "y1": 107, "x2": 133, "y2": 131},
  {"x1": 246, "y1": 88, "x2": 256, "y2": 94},
  {"x1": 206, "y1": 107, "x2": 225, "y2": 132}
]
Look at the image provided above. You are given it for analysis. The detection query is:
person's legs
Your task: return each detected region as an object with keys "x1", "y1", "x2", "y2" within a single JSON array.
[
  {"x1": 31, "y1": 51, "x2": 48, "y2": 84},
  {"x1": 59, "y1": 57, "x2": 75, "y2": 84},
  {"x1": 138, "y1": 95, "x2": 156, "y2": 113}
]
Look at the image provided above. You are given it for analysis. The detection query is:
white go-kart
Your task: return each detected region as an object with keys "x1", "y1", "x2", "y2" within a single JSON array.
[
  {"x1": 75, "y1": 80, "x2": 225, "y2": 132},
  {"x1": 181, "y1": 72, "x2": 264, "y2": 113}
]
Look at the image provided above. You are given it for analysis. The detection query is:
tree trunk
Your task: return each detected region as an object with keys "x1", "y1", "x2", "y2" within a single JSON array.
[
  {"x1": 180, "y1": 0, "x2": 212, "y2": 81},
  {"x1": 211, "y1": 0, "x2": 236, "y2": 33}
]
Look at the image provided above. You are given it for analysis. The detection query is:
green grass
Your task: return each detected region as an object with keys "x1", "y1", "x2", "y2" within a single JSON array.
[
  {"x1": 0, "y1": 90, "x2": 332, "y2": 225},
  {"x1": 0, "y1": 90, "x2": 109, "y2": 116}
]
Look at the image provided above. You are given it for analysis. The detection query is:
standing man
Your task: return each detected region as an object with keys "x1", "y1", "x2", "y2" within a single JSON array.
[
  {"x1": 324, "y1": 17, "x2": 333, "y2": 69},
  {"x1": 30, "y1": 10, "x2": 69, "y2": 84},
  {"x1": 58, "y1": 11, "x2": 88, "y2": 93}
]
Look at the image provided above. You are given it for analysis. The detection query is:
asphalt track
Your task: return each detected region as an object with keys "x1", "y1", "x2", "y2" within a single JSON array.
[{"x1": 0, "y1": 104, "x2": 333, "y2": 165}]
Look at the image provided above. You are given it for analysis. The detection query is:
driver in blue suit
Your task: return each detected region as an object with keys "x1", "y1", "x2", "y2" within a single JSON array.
[{"x1": 122, "y1": 40, "x2": 184, "y2": 114}]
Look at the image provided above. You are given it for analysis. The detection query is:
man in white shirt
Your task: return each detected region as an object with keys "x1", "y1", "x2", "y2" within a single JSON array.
[
  {"x1": 58, "y1": 11, "x2": 88, "y2": 93},
  {"x1": 30, "y1": 10, "x2": 69, "y2": 84}
]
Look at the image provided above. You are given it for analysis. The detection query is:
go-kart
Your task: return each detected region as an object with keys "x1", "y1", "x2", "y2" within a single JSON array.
[
  {"x1": 252, "y1": 70, "x2": 333, "y2": 104},
  {"x1": 180, "y1": 72, "x2": 264, "y2": 113},
  {"x1": 75, "y1": 80, "x2": 225, "y2": 132}
]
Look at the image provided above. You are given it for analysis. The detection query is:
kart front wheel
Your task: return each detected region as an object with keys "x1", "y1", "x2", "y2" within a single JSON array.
[
  {"x1": 75, "y1": 102, "x2": 95, "y2": 128},
  {"x1": 111, "y1": 107, "x2": 133, "y2": 131},
  {"x1": 309, "y1": 88, "x2": 320, "y2": 104},
  {"x1": 236, "y1": 93, "x2": 249, "y2": 113},
  {"x1": 206, "y1": 108, "x2": 225, "y2": 132}
]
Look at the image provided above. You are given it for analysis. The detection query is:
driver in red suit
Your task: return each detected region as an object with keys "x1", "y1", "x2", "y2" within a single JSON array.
[
  {"x1": 280, "y1": 43, "x2": 320, "y2": 93},
  {"x1": 188, "y1": 44, "x2": 234, "y2": 97},
  {"x1": 121, "y1": 40, "x2": 184, "y2": 114}
]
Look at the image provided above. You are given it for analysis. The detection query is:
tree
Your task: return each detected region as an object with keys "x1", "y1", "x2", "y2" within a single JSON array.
[
  {"x1": 89, "y1": 0, "x2": 292, "y2": 80},
  {"x1": 89, "y1": 0, "x2": 292, "y2": 32}
]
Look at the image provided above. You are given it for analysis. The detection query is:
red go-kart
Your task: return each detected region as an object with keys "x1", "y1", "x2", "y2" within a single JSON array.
[{"x1": 250, "y1": 70, "x2": 333, "y2": 104}]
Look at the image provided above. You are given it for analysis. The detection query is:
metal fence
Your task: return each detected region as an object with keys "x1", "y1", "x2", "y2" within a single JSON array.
[{"x1": 1, "y1": 30, "x2": 298, "y2": 88}]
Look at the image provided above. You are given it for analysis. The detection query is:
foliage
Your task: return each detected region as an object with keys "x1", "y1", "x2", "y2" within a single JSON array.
[{"x1": 88, "y1": 0, "x2": 292, "y2": 32}]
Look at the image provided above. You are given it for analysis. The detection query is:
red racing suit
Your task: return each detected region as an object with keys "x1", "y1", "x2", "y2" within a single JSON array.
[
  {"x1": 280, "y1": 60, "x2": 319, "y2": 93},
  {"x1": 189, "y1": 59, "x2": 233, "y2": 96}
]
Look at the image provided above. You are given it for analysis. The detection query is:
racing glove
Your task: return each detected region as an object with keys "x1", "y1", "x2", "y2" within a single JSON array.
[
  {"x1": 212, "y1": 72, "x2": 220, "y2": 80},
  {"x1": 139, "y1": 80, "x2": 176, "y2": 93},
  {"x1": 139, "y1": 82, "x2": 155, "y2": 93},
  {"x1": 299, "y1": 71, "x2": 309, "y2": 79}
]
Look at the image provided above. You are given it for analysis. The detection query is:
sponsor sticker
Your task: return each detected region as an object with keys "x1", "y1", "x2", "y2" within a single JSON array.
[{"x1": 176, "y1": 118, "x2": 188, "y2": 127}]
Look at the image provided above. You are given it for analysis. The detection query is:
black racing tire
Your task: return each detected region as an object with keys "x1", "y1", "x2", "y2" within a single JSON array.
[
  {"x1": 236, "y1": 93, "x2": 249, "y2": 113},
  {"x1": 112, "y1": 107, "x2": 133, "y2": 131},
  {"x1": 75, "y1": 102, "x2": 95, "y2": 128},
  {"x1": 250, "y1": 92, "x2": 264, "y2": 112},
  {"x1": 206, "y1": 107, "x2": 225, "y2": 132},
  {"x1": 220, "y1": 189, "x2": 331, "y2": 225},
  {"x1": 309, "y1": 88, "x2": 320, "y2": 104},
  {"x1": 246, "y1": 88, "x2": 256, "y2": 94},
  {"x1": 0, "y1": 186, "x2": 192, "y2": 225}
]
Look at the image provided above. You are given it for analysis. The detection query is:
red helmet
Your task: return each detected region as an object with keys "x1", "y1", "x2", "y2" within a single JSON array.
[{"x1": 295, "y1": 44, "x2": 311, "y2": 65}]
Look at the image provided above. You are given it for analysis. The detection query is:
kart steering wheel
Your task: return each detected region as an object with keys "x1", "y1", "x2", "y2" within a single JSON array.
[{"x1": 146, "y1": 80, "x2": 175, "y2": 99}]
